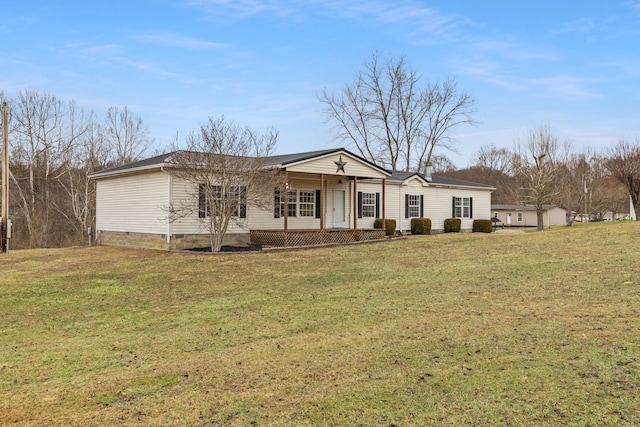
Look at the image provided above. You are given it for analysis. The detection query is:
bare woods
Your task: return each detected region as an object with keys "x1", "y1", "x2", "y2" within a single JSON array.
[{"x1": 1, "y1": 89, "x2": 152, "y2": 249}]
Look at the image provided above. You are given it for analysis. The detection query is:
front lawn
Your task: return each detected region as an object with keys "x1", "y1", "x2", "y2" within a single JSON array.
[{"x1": 1, "y1": 222, "x2": 638, "y2": 425}]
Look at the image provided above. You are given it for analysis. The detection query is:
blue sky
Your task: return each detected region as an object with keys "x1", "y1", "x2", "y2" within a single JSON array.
[{"x1": 3, "y1": 1, "x2": 640, "y2": 167}]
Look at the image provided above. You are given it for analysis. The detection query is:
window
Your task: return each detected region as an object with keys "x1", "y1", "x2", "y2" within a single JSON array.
[
  {"x1": 361, "y1": 192, "x2": 376, "y2": 217},
  {"x1": 407, "y1": 194, "x2": 421, "y2": 218},
  {"x1": 357, "y1": 192, "x2": 380, "y2": 218},
  {"x1": 298, "y1": 190, "x2": 316, "y2": 217},
  {"x1": 517, "y1": 212, "x2": 523, "y2": 222},
  {"x1": 453, "y1": 197, "x2": 472, "y2": 218},
  {"x1": 287, "y1": 190, "x2": 297, "y2": 217},
  {"x1": 199, "y1": 184, "x2": 246, "y2": 218},
  {"x1": 274, "y1": 188, "x2": 318, "y2": 218},
  {"x1": 228, "y1": 186, "x2": 247, "y2": 218},
  {"x1": 199, "y1": 184, "x2": 209, "y2": 218}
]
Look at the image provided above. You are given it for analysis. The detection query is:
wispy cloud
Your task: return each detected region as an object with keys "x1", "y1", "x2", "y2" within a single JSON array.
[
  {"x1": 182, "y1": 0, "x2": 298, "y2": 21},
  {"x1": 134, "y1": 32, "x2": 229, "y2": 49},
  {"x1": 70, "y1": 43, "x2": 123, "y2": 56},
  {"x1": 183, "y1": 0, "x2": 459, "y2": 36},
  {"x1": 526, "y1": 76, "x2": 601, "y2": 100}
]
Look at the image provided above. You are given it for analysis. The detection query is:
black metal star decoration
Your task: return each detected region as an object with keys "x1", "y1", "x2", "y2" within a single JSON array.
[{"x1": 334, "y1": 155, "x2": 347, "y2": 173}]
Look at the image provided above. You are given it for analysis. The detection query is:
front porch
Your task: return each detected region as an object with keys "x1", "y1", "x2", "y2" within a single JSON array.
[{"x1": 250, "y1": 228, "x2": 386, "y2": 247}]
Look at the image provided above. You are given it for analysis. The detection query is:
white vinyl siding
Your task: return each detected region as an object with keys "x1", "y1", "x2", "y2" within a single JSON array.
[
  {"x1": 96, "y1": 172, "x2": 169, "y2": 234},
  {"x1": 285, "y1": 153, "x2": 387, "y2": 178}
]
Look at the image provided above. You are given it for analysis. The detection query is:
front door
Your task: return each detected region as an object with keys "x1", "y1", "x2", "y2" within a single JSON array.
[{"x1": 333, "y1": 189, "x2": 346, "y2": 228}]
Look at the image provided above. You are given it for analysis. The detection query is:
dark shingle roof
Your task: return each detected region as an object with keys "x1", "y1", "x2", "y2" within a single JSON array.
[
  {"x1": 91, "y1": 148, "x2": 391, "y2": 179},
  {"x1": 388, "y1": 170, "x2": 495, "y2": 189},
  {"x1": 89, "y1": 152, "x2": 176, "y2": 178},
  {"x1": 264, "y1": 148, "x2": 342, "y2": 166}
]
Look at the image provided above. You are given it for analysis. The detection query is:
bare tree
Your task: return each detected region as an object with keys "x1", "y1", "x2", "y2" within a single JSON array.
[
  {"x1": 463, "y1": 144, "x2": 515, "y2": 203},
  {"x1": 605, "y1": 138, "x2": 640, "y2": 220},
  {"x1": 473, "y1": 144, "x2": 512, "y2": 174},
  {"x1": 167, "y1": 116, "x2": 280, "y2": 252},
  {"x1": 8, "y1": 90, "x2": 90, "y2": 247},
  {"x1": 512, "y1": 125, "x2": 569, "y2": 231},
  {"x1": 319, "y1": 51, "x2": 475, "y2": 172},
  {"x1": 429, "y1": 154, "x2": 457, "y2": 174},
  {"x1": 103, "y1": 106, "x2": 152, "y2": 165},
  {"x1": 56, "y1": 114, "x2": 106, "y2": 241}
]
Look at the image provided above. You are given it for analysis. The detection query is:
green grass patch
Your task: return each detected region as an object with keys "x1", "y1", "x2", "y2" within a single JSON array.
[{"x1": 1, "y1": 223, "x2": 639, "y2": 425}]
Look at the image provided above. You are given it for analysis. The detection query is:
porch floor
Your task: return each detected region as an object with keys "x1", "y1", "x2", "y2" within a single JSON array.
[{"x1": 250, "y1": 228, "x2": 386, "y2": 247}]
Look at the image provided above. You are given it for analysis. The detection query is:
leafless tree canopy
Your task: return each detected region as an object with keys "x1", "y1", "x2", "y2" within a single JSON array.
[
  {"x1": 0, "y1": 90, "x2": 151, "y2": 248},
  {"x1": 319, "y1": 51, "x2": 476, "y2": 172},
  {"x1": 167, "y1": 116, "x2": 279, "y2": 252},
  {"x1": 103, "y1": 106, "x2": 153, "y2": 166},
  {"x1": 511, "y1": 125, "x2": 570, "y2": 231},
  {"x1": 605, "y1": 138, "x2": 640, "y2": 219}
]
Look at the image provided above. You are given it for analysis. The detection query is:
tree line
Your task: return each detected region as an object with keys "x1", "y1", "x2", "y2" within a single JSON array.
[
  {"x1": 439, "y1": 132, "x2": 640, "y2": 231},
  {"x1": 0, "y1": 89, "x2": 152, "y2": 249}
]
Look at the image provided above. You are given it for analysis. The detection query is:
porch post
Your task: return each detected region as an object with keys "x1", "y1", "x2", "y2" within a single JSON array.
[
  {"x1": 382, "y1": 178, "x2": 386, "y2": 231},
  {"x1": 284, "y1": 170, "x2": 288, "y2": 232},
  {"x1": 353, "y1": 176, "x2": 357, "y2": 230},
  {"x1": 320, "y1": 174, "x2": 324, "y2": 230}
]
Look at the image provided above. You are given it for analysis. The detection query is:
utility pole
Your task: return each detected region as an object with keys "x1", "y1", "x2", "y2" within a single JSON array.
[{"x1": 2, "y1": 101, "x2": 9, "y2": 252}]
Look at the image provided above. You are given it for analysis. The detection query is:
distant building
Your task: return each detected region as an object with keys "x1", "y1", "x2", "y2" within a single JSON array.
[{"x1": 491, "y1": 204, "x2": 567, "y2": 228}]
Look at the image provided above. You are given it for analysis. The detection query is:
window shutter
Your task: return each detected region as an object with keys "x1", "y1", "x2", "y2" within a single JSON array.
[
  {"x1": 469, "y1": 197, "x2": 473, "y2": 219},
  {"x1": 405, "y1": 194, "x2": 409, "y2": 218},
  {"x1": 198, "y1": 184, "x2": 206, "y2": 218},
  {"x1": 375, "y1": 193, "x2": 380, "y2": 218},
  {"x1": 357, "y1": 192, "x2": 363, "y2": 219},
  {"x1": 420, "y1": 195, "x2": 424, "y2": 218},
  {"x1": 274, "y1": 188, "x2": 280, "y2": 218},
  {"x1": 452, "y1": 197, "x2": 456, "y2": 218},
  {"x1": 315, "y1": 189, "x2": 321, "y2": 219}
]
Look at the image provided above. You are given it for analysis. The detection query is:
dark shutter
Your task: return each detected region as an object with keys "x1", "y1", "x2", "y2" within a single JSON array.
[
  {"x1": 315, "y1": 189, "x2": 321, "y2": 219},
  {"x1": 405, "y1": 194, "x2": 409, "y2": 218},
  {"x1": 452, "y1": 197, "x2": 456, "y2": 218},
  {"x1": 469, "y1": 197, "x2": 473, "y2": 219},
  {"x1": 420, "y1": 195, "x2": 424, "y2": 218},
  {"x1": 274, "y1": 188, "x2": 280, "y2": 218},
  {"x1": 375, "y1": 193, "x2": 380, "y2": 218},
  {"x1": 198, "y1": 184, "x2": 206, "y2": 218},
  {"x1": 357, "y1": 192, "x2": 363, "y2": 219}
]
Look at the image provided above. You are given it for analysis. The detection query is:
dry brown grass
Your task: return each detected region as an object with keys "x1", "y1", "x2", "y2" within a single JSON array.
[{"x1": 1, "y1": 222, "x2": 639, "y2": 426}]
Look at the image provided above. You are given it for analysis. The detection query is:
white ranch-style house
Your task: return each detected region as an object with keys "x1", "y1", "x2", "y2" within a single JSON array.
[{"x1": 90, "y1": 148, "x2": 495, "y2": 250}]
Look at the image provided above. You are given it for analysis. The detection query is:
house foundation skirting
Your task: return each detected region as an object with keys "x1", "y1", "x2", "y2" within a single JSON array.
[
  {"x1": 96, "y1": 230, "x2": 250, "y2": 250},
  {"x1": 250, "y1": 229, "x2": 386, "y2": 247}
]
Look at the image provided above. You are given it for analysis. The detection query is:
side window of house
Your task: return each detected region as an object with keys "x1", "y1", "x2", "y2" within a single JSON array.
[
  {"x1": 405, "y1": 194, "x2": 422, "y2": 218},
  {"x1": 452, "y1": 196, "x2": 473, "y2": 219},
  {"x1": 517, "y1": 212, "x2": 523, "y2": 222},
  {"x1": 199, "y1": 184, "x2": 246, "y2": 218}
]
